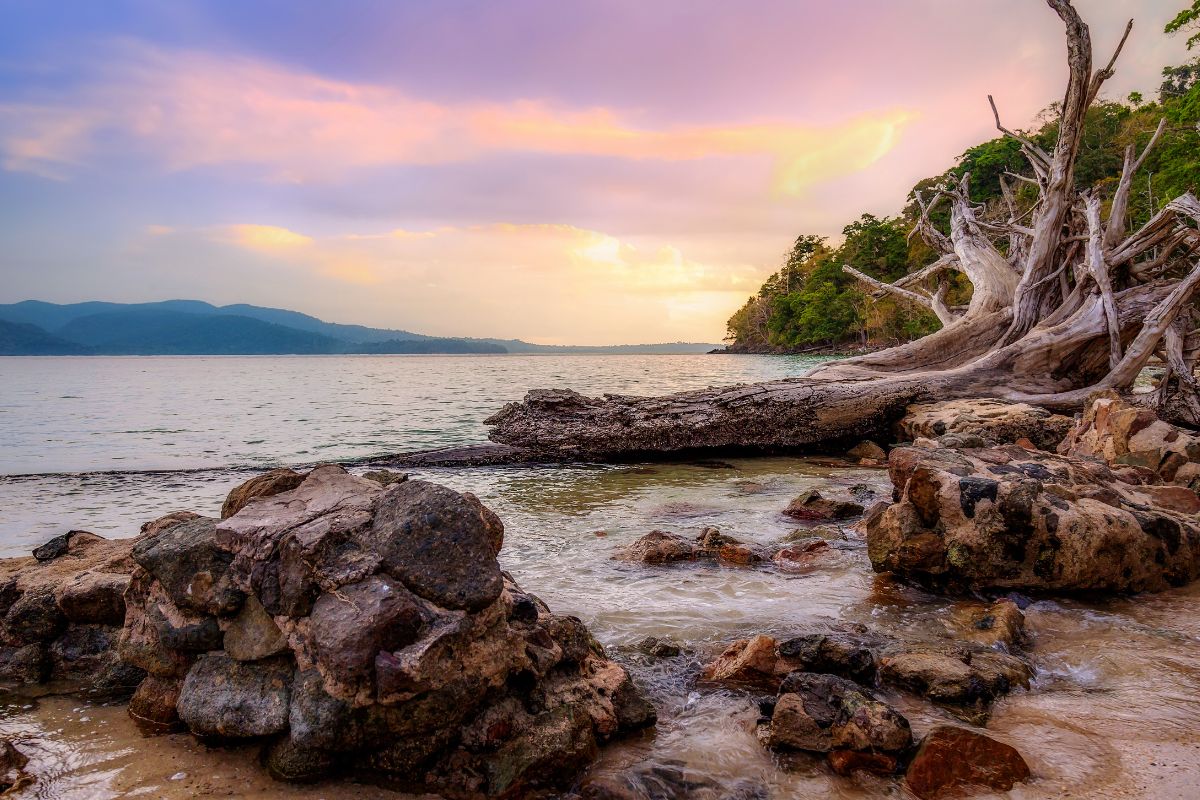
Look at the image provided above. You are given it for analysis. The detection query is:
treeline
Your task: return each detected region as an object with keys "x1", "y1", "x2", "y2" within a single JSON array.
[{"x1": 726, "y1": 13, "x2": 1200, "y2": 353}]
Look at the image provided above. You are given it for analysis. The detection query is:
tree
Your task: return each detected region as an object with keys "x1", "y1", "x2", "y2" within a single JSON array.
[
  {"x1": 488, "y1": 1, "x2": 1200, "y2": 457},
  {"x1": 1166, "y1": 1, "x2": 1200, "y2": 50}
]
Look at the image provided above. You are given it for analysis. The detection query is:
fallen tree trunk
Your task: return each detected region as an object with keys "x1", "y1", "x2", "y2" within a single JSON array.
[{"x1": 486, "y1": 0, "x2": 1200, "y2": 457}]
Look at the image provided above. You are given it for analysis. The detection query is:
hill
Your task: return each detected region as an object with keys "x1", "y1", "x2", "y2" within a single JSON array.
[{"x1": 0, "y1": 300, "x2": 718, "y2": 355}]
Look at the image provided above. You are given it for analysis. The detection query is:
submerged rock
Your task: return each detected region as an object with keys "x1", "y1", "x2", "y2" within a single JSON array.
[
  {"x1": 867, "y1": 442, "x2": 1200, "y2": 593},
  {"x1": 119, "y1": 464, "x2": 654, "y2": 796},
  {"x1": 904, "y1": 726, "x2": 1030, "y2": 798},
  {"x1": 618, "y1": 527, "x2": 767, "y2": 567},
  {"x1": 0, "y1": 738, "x2": 31, "y2": 794},
  {"x1": 897, "y1": 399, "x2": 1073, "y2": 451},
  {"x1": 783, "y1": 491, "x2": 865, "y2": 522}
]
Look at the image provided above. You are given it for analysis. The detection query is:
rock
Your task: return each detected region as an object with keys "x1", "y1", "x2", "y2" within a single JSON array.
[
  {"x1": 361, "y1": 469, "x2": 408, "y2": 486},
  {"x1": 48, "y1": 623, "x2": 121, "y2": 679},
  {"x1": 54, "y1": 570, "x2": 129, "y2": 625},
  {"x1": 764, "y1": 672, "x2": 911, "y2": 761},
  {"x1": 636, "y1": 636, "x2": 681, "y2": 659},
  {"x1": 776, "y1": 632, "x2": 879, "y2": 684},
  {"x1": 905, "y1": 726, "x2": 1030, "y2": 799},
  {"x1": 951, "y1": 599, "x2": 1025, "y2": 648},
  {"x1": 898, "y1": 399, "x2": 1073, "y2": 450},
  {"x1": 32, "y1": 531, "x2": 74, "y2": 562},
  {"x1": 783, "y1": 491, "x2": 865, "y2": 522},
  {"x1": 828, "y1": 749, "x2": 899, "y2": 777},
  {"x1": 4, "y1": 587, "x2": 66, "y2": 643},
  {"x1": 867, "y1": 443, "x2": 1200, "y2": 593},
  {"x1": 221, "y1": 468, "x2": 307, "y2": 519},
  {"x1": 847, "y1": 441, "x2": 887, "y2": 461},
  {"x1": 132, "y1": 517, "x2": 244, "y2": 616},
  {"x1": 618, "y1": 528, "x2": 766, "y2": 566},
  {"x1": 0, "y1": 644, "x2": 49, "y2": 683},
  {"x1": 700, "y1": 635, "x2": 783, "y2": 690},
  {"x1": 222, "y1": 594, "x2": 288, "y2": 662},
  {"x1": 140, "y1": 511, "x2": 201, "y2": 538},
  {"x1": 177, "y1": 653, "x2": 294, "y2": 739},
  {"x1": 879, "y1": 646, "x2": 1032, "y2": 707},
  {"x1": 128, "y1": 675, "x2": 184, "y2": 734},
  {"x1": 1059, "y1": 393, "x2": 1200, "y2": 484},
  {"x1": 0, "y1": 738, "x2": 31, "y2": 793},
  {"x1": 772, "y1": 539, "x2": 834, "y2": 572},
  {"x1": 121, "y1": 465, "x2": 652, "y2": 794}
]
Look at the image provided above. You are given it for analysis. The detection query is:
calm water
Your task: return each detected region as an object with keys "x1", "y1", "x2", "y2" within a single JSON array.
[{"x1": 1, "y1": 355, "x2": 1198, "y2": 799}]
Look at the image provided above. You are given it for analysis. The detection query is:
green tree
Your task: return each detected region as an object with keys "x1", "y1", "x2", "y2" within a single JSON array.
[{"x1": 1166, "y1": 1, "x2": 1200, "y2": 49}]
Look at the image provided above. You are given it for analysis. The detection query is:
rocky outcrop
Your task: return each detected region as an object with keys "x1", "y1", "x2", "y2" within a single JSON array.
[
  {"x1": 1058, "y1": 393, "x2": 1200, "y2": 486},
  {"x1": 0, "y1": 739, "x2": 31, "y2": 794},
  {"x1": 121, "y1": 464, "x2": 654, "y2": 796},
  {"x1": 897, "y1": 399, "x2": 1073, "y2": 451},
  {"x1": 0, "y1": 528, "x2": 148, "y2": 693},
  {"x1": 866, "y1": 442, "x2": 1200, "y2": 593},
  {"x1": 904, "y1": 726, "x2": 1030, "y2": 799}
]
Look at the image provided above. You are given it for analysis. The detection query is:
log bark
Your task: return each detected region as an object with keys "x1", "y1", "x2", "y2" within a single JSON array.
[{"x1": 485, "y1": 1, "x2": 1200, "y2": 458}]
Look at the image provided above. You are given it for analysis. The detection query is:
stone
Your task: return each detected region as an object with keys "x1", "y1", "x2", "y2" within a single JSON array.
[
  {"x1": 3, "y1": 587, "x2": 66, "y2": 643},
  {"x1": 905, "y1": 726, "x2": 1030, "y2": 799},
  {"x1": 617, "y1": 531, "x2": 698, "y2": 564},
  {"x1": 636, "y1": 636, "x2": 681, "y2": 659},
  {"x1": 263, "y1": 736, "x2": 339, "y2": 782},
  {"x1": 764, "y1": 672, "x2": 911, "y2": 757},
  {"x1": 867, "y1": 443, "x2": 1200, "y2": 593},
  {"x1": 879, "y1": 647, "x2": 1032, "y2": 706},
  {"x1": 847, "y1": 441, "x2": 887, "y2": 461},
  {"x1": 0, "y1": 644, "x2": 49, "y2": 683},
  {"x1": 140, "y1": 511, "x2": 201, "y2": 538},
  {"x1": 952, "y1": 599, "x2": 1025, "y2": 648},
  {"x1": 0, "y1": 738, "x2": 31, "y2": 794},
  {"x1": 898, "y1": 399, "x2": 1073, "y2": 450},
  {"x1": 48, "y1": 623, "x2": 120, "y2": 679},
  {"x1": 700, "y1": 635, "x2": 783, "y2": 690},
  {"x1": 776, "y1": 632, "x2": 879, "y2": 684},
  {"x1": 361, "y1": 469, "x2": 408, "y2": 487},
  {"x1": 772, "y1": 539, "x2": 834, "y2": 572},
  {"x1": 128, "y1": 675, "x2": 184, "y2": 734},
  {"x1": 32, "y1": 532, "x2": 74, "y2": 562},
  {"x1": 222, "y1": 594, "x2": 288, "y2": 661},
  {"x1": 177, "y1": 653, "x2": 294, "y2": 738},
  {"x1": 221, "y1": 468, "x2": 307, "y2": 519},
  {"x1": 783, "y1": 491, "x2": 865, "y2": 522},
  {"x1": 363, "y1": 480, "x2": 505, "y2": 611},
  {"x1": 1059, "y1": 393, "x2": 1200, "y2": 483},
  {"x1": 828, "y1": 749, "x2": 899, "y2": 777},
  {"x1": 132, "y1": 517, "x2": 244, "y2": 617},
  {"x1": 54, "y1": 570, "x2": 129, "y2": 625}
]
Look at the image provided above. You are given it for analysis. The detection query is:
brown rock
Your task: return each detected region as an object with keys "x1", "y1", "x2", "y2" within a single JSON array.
[
  {"x1": 617, "y1": 531, "x2": 698, "y2": 563},
  {"x1": 0, "y1": 738, "x2": 31, "y2": 793},
  {"x1": 55, "y1": 570, "x2": 129, "y2": 625},
  {"x1": 221, "y1": 468, "x2": 306, "y2": 519},
  {"x1": 905, "y1": 726, "x2": 1030, "y2": 799},
  {"x1": 899, "y1": 399, "x2": 1073, "y2": 451},
  {"x1": 847, "y1": 441, "x2": 887, "y2": 461},
  {"x1": 700, "y1": 635, "x2": 781, "y2": 689},
  {"x1": 140, "y1": 511, "x2": 200, "y2": 538},
  {"x1": 828, "y1": 748, "x2": 899, "y2": 776},
  {"x1": 128, "y1": 675, "x2": 184, "y2": 734},
  {"x1": 221, "y1": 593, "x2": 288, "y2": 662},
  {"x1": 784, "y1": 491, "x2": 865, "y2": 522},
  {"x1": 773, "y1": 539, "x2": 833, "y2": 572}
]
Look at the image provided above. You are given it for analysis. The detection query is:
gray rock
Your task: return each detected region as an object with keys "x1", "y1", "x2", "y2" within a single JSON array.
[
  {"x1": 132, "y1": 517, "x2": 244, "y2": 617},
  {"x1": 0, "y1": 644, "x2": 49, "y2": 683},
  {"x1": 222, "y1": 594, "x2": 287, "y2": 661},
  {"x1": 177, "y1": 653, "x2": 294, "y2": 739},
  {"x1": 4, "y1": 588, "x2": 66, "y2": 643}
]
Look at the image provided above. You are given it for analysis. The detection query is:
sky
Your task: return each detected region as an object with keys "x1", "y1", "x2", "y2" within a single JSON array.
[{"x1": 0, "y1": 0, "x2": 1191, "y2": 345}]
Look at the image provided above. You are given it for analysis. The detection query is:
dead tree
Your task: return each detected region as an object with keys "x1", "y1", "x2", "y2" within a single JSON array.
[{"x1": 487, "y1": 0, "x2": 1200, "y2": 457}]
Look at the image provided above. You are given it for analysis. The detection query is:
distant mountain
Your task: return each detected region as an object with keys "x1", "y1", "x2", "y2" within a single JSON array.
[
  {"x1": 0, "y1": 319, "x2": 89, "y2": 355},
  {"x1": 0, "y1": 300, "x2": 720, "y2": 356}
]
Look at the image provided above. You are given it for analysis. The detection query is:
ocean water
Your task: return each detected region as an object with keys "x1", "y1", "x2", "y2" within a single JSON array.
[{"x1": 1, "y1": 354, "x2": 1199, "y2": 800}]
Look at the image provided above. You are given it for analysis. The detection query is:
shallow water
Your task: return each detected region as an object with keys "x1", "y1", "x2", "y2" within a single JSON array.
[{"x1": 1, "y1": 355, "x2": 1198, "y2": 799}]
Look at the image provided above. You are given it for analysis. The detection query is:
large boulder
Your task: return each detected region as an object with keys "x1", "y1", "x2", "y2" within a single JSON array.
[
  {"x1": 121, "y1": 464, "x2": 655, "y2": 796},
  {"x1": 897, "y1": 399, "x2": 1073, "y2": 451},
  {"x1": 866, "y1": 442, "x2": 1200, "y2": 593},
  {"x1": 220, "y1": 468, "x2": 306, "y2": 518},
  {"x1": 905, "y1": 726, "x2": 1030, "y2": 799}
]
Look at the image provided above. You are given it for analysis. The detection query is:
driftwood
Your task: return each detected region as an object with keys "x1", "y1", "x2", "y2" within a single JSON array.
[{"x1": 487, "y1": 0, "x2": 1200, "y2": 458}]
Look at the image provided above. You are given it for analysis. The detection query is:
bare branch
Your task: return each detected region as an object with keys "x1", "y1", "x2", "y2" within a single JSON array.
[
  {"x1": 1104, "y1": 117, "x2": 1168, "y2": 249},
  {"x1": 1089, "y1": 19, "x2": 1133, "y2": 104},
  {"x1": 1084, "y1": 193, "x2": 1123, "y2": 368}
]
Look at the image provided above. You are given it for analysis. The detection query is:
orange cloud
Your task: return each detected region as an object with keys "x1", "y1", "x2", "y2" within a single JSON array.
[{"x1": 0, "y1": 43, "x2": 912, "y2": 193}]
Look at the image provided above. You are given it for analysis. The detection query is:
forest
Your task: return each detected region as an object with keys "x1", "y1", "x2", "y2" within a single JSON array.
[{"x1": 725, "y1": 7, "x2": 1200, "y2": 353}]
